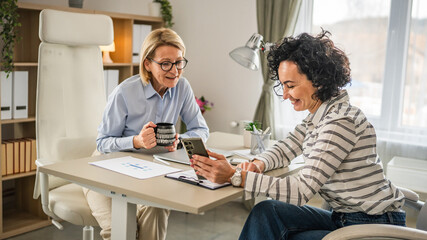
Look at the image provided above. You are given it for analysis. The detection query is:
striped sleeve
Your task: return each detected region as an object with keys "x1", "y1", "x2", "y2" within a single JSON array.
[
  {"x1": 244, "y1": 118, "x2": 358, "y2": 205},
  {"x1": 256, "y1": 123, "x2": 306, "y2": 171}
]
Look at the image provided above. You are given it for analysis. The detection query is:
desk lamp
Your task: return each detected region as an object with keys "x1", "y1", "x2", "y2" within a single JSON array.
[
  {"x1": 229, "y1": 33, "x2": 274, "y2": 71},
  {"x1": 100, "y1": 42, "x2": 115, "y2": 63}
]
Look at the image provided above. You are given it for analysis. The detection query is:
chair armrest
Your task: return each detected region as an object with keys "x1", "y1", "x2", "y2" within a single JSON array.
[
  {"x1": 33, "y1": 158, "x2": 54, "y2": 200},
  {"x1": 32, "y1": 166, "x2": 62, "y2": 222},
  {"x1": 32, "y1": 158, "x2": 70, "y2": 199},
  {"x1": 33, "y1": 136, "x2": 95, "y2": 199},
  {"x1": 322, "y1": 224, "x2": 427, "y2": 240},
  {"x1": 417, "y1": 201, "x2": 427, "y2": 231},
  {"x1": 35, "y1": 158, "x2": 56, "y2": 167}
]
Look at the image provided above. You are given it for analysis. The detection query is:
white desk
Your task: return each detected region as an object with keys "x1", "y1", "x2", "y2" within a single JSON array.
[{"x1": 39, "y1": 132, "x2": 303, "y2": 240}]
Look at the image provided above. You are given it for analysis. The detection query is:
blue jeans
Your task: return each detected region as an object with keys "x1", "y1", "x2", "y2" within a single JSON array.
[{"x1": 239, "y1": 200, "x2": 406, "y2": 240}]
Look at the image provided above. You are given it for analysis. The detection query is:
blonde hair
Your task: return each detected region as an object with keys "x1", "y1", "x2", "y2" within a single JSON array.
[{"x1": 139, "y1": 28, "x2": 186, "y2": 85}]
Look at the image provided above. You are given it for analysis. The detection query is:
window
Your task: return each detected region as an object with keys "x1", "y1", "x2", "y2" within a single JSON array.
[
  {"x1": 403, "y1": 0, "x2": 427, "y2": 128},
  {"x1": 274, "y1": 0, "x2": 427, "y2": 142},
  {"x1": 312, "y1": 0, "x2": 390, "y2": 117}
]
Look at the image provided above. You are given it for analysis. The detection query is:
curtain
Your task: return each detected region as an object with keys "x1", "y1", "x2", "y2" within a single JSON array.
[{"x1": 254, "y1": 0, "x2": 302, "y2": 139}]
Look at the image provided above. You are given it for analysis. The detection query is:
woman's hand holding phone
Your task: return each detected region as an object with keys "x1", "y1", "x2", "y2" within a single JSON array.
[{"x1": 191, "y1": 150, "x2": 235, "y2": 184}]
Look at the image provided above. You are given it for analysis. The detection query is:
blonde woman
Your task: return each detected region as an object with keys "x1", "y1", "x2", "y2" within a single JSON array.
[{"x1": 86, "y1": 28, "x2": 209, "y2": 240}]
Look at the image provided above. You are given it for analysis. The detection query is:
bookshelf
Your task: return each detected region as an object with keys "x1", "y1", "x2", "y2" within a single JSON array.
[{"x1": 0, "y1": 2, "x2": 163, "y2": 238}]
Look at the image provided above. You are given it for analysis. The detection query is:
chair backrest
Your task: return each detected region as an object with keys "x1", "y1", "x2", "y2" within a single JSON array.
[{"x1": 36, "y1": 9, "x2": 113, "y2": 165}]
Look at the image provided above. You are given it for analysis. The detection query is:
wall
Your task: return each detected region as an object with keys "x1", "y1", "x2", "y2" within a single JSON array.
[
  {"x1": 19, "y1": 0, "x2": 263, "y2": 134},
  {"x1": 169, "y1": 0, "x2": 262, "y2": 134}
]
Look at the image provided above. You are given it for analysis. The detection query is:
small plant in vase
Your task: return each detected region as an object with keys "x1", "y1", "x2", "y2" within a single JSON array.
[
  {"x1": 180, "y1": 96, "x2": 213, "y2": 133},
  {"x1": 195, "y1": 96, "x2": 213, "y2": 114},
  {"x1": 243, "y1": 121, "x2": 261, "y2": 148}
]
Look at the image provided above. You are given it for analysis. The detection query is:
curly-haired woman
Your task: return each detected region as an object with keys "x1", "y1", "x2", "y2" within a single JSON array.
[{"x1": 190, "y1": 30, "x2": 406, "y2": 239}]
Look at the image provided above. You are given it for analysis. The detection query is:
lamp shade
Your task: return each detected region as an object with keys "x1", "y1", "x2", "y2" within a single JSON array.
[
  {"x1": 229, "y1": 47, "x2": 260, "y2": 71},
  {"x1": 229, "y1": 33, "x2": 264, "y2": 71}
]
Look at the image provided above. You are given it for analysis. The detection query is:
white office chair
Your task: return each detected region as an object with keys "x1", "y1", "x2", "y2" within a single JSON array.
[
  {"x1": 322, "y1": 187, "x2": 427, "y2": 240},
  {"x1": 32, "y1": 9, "x2": 113, "y2": 240}
]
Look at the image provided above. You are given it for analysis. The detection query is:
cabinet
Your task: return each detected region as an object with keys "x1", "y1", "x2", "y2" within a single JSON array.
[{"x1": 0, "y1": 2, "x2": 163, "y2": 238}]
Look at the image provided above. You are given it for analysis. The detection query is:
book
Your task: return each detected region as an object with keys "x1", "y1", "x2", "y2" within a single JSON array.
[
  {"x1": 5, "y1": 141, "x2": 13, "y2": 175},
  {"x1": 13, "y1": 140, "x2": 19, "y2": 173},
  {"x1": 19, "y1": 140, "x2": 25, "y2": 173},
  {"x1": 165, "y1": 169, "x2": 231, "y2": 190},
  {"x1": 25, "y1": 139, "x2": 31, "y2": 172},
  {"x1": 30, "y1": 138, "x2": 37, "y2": 171},
  {"x1": 1, "y1": 143, "x2": 6, "y2": 176}
]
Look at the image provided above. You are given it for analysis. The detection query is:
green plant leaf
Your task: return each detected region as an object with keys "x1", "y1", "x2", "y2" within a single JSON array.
[
  {"x1": 0, "y1": 0, "x2": 20, "y2": 76},
  {"x1": 244, "y1": 121, "x2": 262, "y2": 131},
  {"x1": 154, "y1": 0, "x2": 174, "y2": 28}
]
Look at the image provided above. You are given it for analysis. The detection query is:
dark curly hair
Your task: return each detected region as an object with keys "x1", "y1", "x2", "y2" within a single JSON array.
[{"x1": 267, "y1": 30, "x2": 351, "y2": 102}]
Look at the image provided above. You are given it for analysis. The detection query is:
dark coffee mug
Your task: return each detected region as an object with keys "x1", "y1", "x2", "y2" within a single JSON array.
[{"x1": 154, "y1": 123, "x2": 176, "y2": 146}]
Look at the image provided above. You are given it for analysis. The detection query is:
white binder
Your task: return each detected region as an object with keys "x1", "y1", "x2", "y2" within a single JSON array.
[
  {"x1": 132, "y1": 24, "x2": 141, "y2": 63},
  {"x1": 104, "y1": 70, "x2": 119, "y2": 100},
  {"x1": 0, "y1": 71, "x2": 13, "y2": 120},
  {"x1": 132, "y1": 24, "x2": 152, "y2": 63},
  {"x1": 12, "y1": 71, "x2": 29, "y2": 119}
]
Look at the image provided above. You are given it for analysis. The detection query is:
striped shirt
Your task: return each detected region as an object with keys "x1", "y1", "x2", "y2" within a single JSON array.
[{"x1": 245, "y1": 90, "x2": 404, "y2": 215}]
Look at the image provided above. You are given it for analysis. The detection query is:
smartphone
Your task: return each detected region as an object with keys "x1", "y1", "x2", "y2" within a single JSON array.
[{"x1": 181, "y1": 138, "x2": 208, "y2": 180}]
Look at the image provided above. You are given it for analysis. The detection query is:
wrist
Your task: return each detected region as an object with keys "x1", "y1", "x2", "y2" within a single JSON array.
[
  {"x1": 241, "y1": 170, "x2": 246, "y2": 187},
  {"x1": 253, "y1": 160, "x2": 265, "y2": 172},
  {"x1": 230, "y1": 167, "x2": 243, "y2": 187},
  {"x1": 133, "y1": 136, "x2": 142, "y2": 149},
  {"x1": 228, "y1": 168, "x2": 236, "y2": 183}
]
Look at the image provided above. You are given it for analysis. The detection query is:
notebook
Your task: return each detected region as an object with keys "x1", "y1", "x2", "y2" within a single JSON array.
[
  {"x1": 153, "y1": 148, "x2": 190, "y2": 165},
  {"x1": 165, "y1": 169, "x2": 231, "y2": 190}
]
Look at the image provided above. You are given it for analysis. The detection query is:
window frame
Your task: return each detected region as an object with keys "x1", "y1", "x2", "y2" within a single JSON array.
[{"x1": 303, "y1": 0, "x2": 427, "y2": 141}]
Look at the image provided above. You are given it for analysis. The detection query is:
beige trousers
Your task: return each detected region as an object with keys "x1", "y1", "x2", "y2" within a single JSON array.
[{"x1": 82, "y1": 187, "x2": 170, "y2": 240}]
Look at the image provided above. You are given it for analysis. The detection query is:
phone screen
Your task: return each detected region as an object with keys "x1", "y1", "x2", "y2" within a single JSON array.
[{"x1": 181, "y1": 138, "x2": 208, "y2": 180}]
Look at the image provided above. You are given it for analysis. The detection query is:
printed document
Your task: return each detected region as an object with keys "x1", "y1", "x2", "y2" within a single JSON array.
[{"x1": 90, "y1": 156, "x2": 181, "y2": 179}]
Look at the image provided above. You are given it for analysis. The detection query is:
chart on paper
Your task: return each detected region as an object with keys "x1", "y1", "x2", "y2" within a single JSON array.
[{"x1": 90, "y1": 156, "x2": 181, "y2": 179}]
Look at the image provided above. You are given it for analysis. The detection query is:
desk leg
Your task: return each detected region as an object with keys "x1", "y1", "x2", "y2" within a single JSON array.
[{"x1": 111, "y1": 197, "x2": 137, "y2": 240}]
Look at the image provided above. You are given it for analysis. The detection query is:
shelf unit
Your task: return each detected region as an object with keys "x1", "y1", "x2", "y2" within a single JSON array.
[{"x1": 0, "y1": 2, "x2": 163, "y2": 238}]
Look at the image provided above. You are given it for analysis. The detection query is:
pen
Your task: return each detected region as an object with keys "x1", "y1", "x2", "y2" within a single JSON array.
[{"x1": 153, "y1": 157, "x2": 170, "y2": 165}]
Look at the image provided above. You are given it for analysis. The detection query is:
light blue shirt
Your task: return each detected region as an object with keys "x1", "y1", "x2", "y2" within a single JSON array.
[{"x1": 96, "y1": 75, "x2": 209, "y2": 153}]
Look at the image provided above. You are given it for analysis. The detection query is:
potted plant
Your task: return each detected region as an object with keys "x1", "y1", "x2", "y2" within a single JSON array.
[
  {"x1": 195, "y1": 96, "x2": 214, "y2": 114},
  {"x1": 180, "y1": 96, "x2": 213, "y2": 133},
  {"x1": 243, "y1": 121, "x2": 261, "y2": 148},
  {"x1": 0, "y1": 0, "x2": 20, "y2": 77},
  {"x1": 153, "y1": 0, "x2": 174, "y2": 28}
]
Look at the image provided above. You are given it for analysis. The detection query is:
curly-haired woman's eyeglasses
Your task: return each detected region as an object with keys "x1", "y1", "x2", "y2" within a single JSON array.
[
  {"x1": 149, "y1": 58, "x2": 188, "y2": 71},
  {"x1": 273, "y1": 81, "x2": 284, "y2": 97}
]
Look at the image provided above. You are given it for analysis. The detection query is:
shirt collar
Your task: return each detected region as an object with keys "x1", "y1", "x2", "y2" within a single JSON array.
[
  {"x1": 306, "y1": 90, "x2": 349, "y2": 126},
  {"x1": 144, "y1": 81, "x2": 173, "y2": 99}
]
